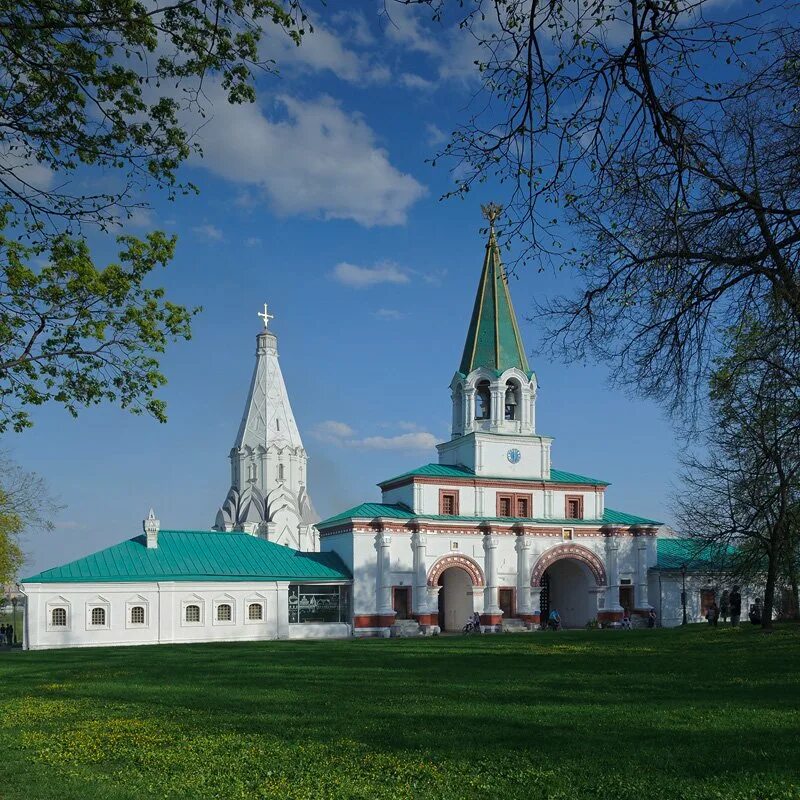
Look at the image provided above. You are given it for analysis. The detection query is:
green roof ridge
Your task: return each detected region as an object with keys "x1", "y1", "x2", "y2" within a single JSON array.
[
  {"x1": 23, "y1": 529, "x2": 351, "y2": 584},
  {"x1": 318, "y1": 503, "x2": 661, "y2": 528},
  {"x1": 377, "y1": 463, "x2": 610, "y2": 487},
  {"x1": 459, "y1": 231, "x2": 530, "y2": 375}
]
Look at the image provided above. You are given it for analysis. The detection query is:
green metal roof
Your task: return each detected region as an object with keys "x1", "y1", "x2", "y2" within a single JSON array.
[
  {"x1": 378, "y1": 463, "x2": 610, "y2": 487},
  {"x1": 22, "y1": 530, "x2": 351, "y2": 584},
  {"x1": 653, "y1": 538, "x2": 735, "y2": 573},
  {"x1": 459, "y1": 231, "x2": 530, "y2": 375},
  {"x1": 318, "y1": 503, "x2": 661, "y2": 529}
]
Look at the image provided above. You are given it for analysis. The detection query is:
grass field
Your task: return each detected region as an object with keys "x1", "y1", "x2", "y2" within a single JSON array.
[{"x1": 0, "y1": 626, "x2": 798, "y2": 800}]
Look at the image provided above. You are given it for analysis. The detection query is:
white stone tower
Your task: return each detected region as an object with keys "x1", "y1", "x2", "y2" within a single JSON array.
[
  {"x1": 214, "y1": 304, "x2": 318, "y2": 551},
  {"x1": 437, "y1": 204, "x2": 552, "y2": 478}
]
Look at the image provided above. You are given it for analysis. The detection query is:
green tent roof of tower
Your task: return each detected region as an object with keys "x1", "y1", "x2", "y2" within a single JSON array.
[{"x1": 459, "y1": 229, "x2": 530, "y2": 376}]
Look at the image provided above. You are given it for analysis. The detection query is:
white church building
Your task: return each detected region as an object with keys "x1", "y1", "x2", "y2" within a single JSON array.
[{"x1": 20, "y1": 212, "x2": 722, "y2": 649}]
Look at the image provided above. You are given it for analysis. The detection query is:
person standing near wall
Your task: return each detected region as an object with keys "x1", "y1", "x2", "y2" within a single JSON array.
[{"x1": 729, "y1": 587, "x2": 742, "y2": 627}]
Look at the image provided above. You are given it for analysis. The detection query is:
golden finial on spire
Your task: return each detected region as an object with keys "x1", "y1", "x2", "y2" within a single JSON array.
[{"x1": 481, "y1": 202, "x2": 503, "y2": 233}]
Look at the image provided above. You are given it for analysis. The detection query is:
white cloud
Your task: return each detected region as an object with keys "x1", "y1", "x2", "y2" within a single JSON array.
[
  {"x1": 312, "y1": 420, "x2": 437, "y2": 451},
  {"x1": 331, "y1": 261, "x2": 410, "y2": 289},
  {"x1": 313, "y1": 420, "x2": 356, "y2": 443},
  {"x1": 373, "y1": 308, "x2": 404, "y2": 320},
  {"x1": 400, "y1": 73, "x2": 437, "y2": 91},
  {"x1": 192, "y1": 223, "x2": 224, "y2": 241},
  {"x1": 193, "y1": 92, "x2": 425, "y2": 227},
  {"x1": 384, "y1": 9, "x2": 443, "y2": 56},
  {"x1": 265, "y1": 16, "x2": 388, "y2": 85},
  {"x1": 426, "y1": 123, "x2": 447, "y2": 146},
  {"x1": 357, "y1": 432, "x2": 439, "y2": 451}
]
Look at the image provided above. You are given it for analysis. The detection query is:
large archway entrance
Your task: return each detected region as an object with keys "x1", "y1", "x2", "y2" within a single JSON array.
[
  {"x1": 428, "y1": 554, "x2": 484, "y2": 633},
  {"x1": 437, "y1": 567, "x2": 474, "y2": 632},
  {"x1": 541, "y1": 559, "x2": 595, "y2": 628},
  {"x1": 532, "y1": 543, "x2": 607, "y2": 629}
]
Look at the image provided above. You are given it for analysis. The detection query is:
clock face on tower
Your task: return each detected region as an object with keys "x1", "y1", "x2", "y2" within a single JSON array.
[{"x1": 507, "y1": 448, "x2": 521, "y2": 464}]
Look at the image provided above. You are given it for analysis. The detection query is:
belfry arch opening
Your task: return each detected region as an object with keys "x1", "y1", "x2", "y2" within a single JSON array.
[
  {"x1": 504, "y1": 380, "x2": 520, "y2": 421},
  {"x1": 475, "y1": 380, "x2": 491, "y2": 420}
]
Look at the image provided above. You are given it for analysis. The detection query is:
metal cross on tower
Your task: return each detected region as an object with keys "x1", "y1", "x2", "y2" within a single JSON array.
[
  {"x1": 481, "y1": 202, "x2": 503, "y2": 232},
  {"x1": 258, "y1": 303, "x2": 274, "y2": 330}
]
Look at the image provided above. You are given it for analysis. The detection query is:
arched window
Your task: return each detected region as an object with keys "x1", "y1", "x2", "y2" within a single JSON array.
[
  {"x1": 185, "y1": 604, "x2": 200, "y2": 623},
  {"x1": 130, "y1": 606, "x2": 145, "y2": 625},
  {"x1": 248, "y1": 603, "x2": 263, "y2": 620},
  {"x1": 51, "y1": 607, "x2": 67, "y2": 627},
  {"x1": 91, "y1": 607, "x2": 106, "y2": 626},
  {"x1": 217, "y1": 603, "x2": 232, "y2": 621},
  {"x1": 278, "y1": 463, "x2": 285, "y2": 482},
  {"x1": 504, "y1": 382, "x2": 519, "y2": 421},
  {"x1": 475, "y1": 380, "x2": 491, "y2": 420}
]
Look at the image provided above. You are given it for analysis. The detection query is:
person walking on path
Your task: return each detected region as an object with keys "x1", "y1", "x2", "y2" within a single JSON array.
[
  {"x1": 5, "y1": 623, "x2": 13, "y2": 646},
  {"x1": 719, "y1": 590, "x2": 730, "y2": 624},
  {"x1": 0, "y1": 624, "x2": 6, "y2": 645},
  {"x1": 729, "y1": 587, "x2": 742, "y2": 627}
]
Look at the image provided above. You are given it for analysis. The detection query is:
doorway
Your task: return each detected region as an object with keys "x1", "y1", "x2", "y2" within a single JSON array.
[
  {"x1": 393, "y1": 587, "x2": 411, "y2": 620},
  {"x1": 499, "y1": 587, "x2": 514, "y2": 619}
]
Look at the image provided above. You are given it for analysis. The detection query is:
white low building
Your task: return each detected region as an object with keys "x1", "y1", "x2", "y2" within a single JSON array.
[{"x1": 22, "y1": 512, "x2": 351, "y2": 650}]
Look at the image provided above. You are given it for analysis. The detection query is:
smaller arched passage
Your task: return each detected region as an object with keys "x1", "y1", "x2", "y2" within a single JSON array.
[
  {"x1": 427, "y1": 554, "x2": 485, "y2": 588},
  {"x1": 530, "y1": 543, "x2": 607, "y2": 588}
]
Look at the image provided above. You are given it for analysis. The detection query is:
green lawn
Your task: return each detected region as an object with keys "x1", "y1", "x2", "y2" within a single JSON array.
[{"x1": 0, "y1": 626, "x2": 798, "y2": 800}]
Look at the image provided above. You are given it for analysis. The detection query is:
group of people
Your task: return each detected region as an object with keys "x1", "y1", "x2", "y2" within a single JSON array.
[
  {"x1": 620, "y1": 608, "x2": 657, "y2": 629},
  {"x1": 704, "y1": 587, "x2": 745, "y2": 626},
  {"x1": 0, "y1": 623, "x2": 15, "y2": 646}
]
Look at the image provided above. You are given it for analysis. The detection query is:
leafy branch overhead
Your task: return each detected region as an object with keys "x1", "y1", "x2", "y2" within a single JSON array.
[
  {"x1": 0, "y1": 216, "x2": 198, "y2": 433},
  {"x1": 0, "y1": 0, "x2": 307, "y2": 234}
]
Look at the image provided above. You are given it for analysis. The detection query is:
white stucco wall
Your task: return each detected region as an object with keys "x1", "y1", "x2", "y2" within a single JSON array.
[{"x1": 22, "y1": 580, "x2": 351, "y2": 650}]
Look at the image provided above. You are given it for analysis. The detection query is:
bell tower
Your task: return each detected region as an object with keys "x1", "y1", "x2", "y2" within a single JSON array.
[
  {"x1": 214, "y1": 304, "x2": 319, "y2": 551},
  {"x1": 437, "y1": 205, "x2": 552, "y2": 478}
]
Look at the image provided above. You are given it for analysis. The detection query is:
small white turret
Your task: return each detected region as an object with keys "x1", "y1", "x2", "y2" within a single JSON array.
[{"x1": 143, "y1": 508, "x2": 160, "y2": 549}]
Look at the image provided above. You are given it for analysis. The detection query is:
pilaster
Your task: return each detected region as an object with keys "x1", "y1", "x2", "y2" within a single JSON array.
[{"x1": 481, "y1": 532, "x2": 502, "y2": 629}]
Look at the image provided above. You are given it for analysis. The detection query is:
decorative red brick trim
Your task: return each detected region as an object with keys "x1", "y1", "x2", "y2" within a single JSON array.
[
  {"x1": 378, "y1": 614, "x2": 396, "y2": 627},
  {"x1": 597, "y1": 610, "x2": 623, "y2": 623},
  {"x1": 353, "y1": 615, "x2": 380, "y2": 628},
  {"x1": 565, "y1": 494, "x2": 584, "y2": 520},
  {"x1": 439, "y1": 488, "x2": 460, "y2": 515},
  {"x1": 414, "y1": 613, "x2": 438, "y2": 626},
  {"x1": 520, "y1": 613, "x2": 540, "y2": 624},
  {"x1": 530, "y1": 543, "x2": 607, "y2": 587},
  {"x1": 480, "y1": 613, "x2": 503, "y2": 625},
  {"x1": 427, "y1": 553, "x2": 486, "y2": 587}
]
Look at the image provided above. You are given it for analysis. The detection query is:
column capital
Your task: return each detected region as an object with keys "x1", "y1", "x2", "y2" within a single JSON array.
[
  {"x1": 375, "y1": 531, "x2": 392, "y2": 549},
  {"x1": 514, "y1": 533, "x2": 532, "y2": 552},
  {"x1": 482, "y1": 532, "x2": 499, "y2": 549},
  {"x1": 411, "y1": 530, "x2": 427, "y2": 548}
]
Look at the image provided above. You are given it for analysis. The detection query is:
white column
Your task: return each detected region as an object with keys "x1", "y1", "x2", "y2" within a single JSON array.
[
  {"x1": 490, "y1": 382, "x2": 504, "y2": 430},
  {"x1": 605, "y1": 534, "x2": 622, "y2": 611},
  {"x1": 375, "y1": 532, "x2": 394, "y2": 617},
  {"x1": 464, "y1": 387, "x2": 475, "y2": 434},
  {"x1": 515, "y1": 534, "x2": 532, "y2": 616},
  {"x1": 530, "y1": 586, "x2": 542, "y2": 624},
  {"x1": 411, "y1": 531, "x2": 428, "y2": 615},
  {"x1": 482, "y1": 533, "x2": 501, "y2": 620},
  {"x1": 636, "y1": 535, "x2": 650, "y2": 609}
]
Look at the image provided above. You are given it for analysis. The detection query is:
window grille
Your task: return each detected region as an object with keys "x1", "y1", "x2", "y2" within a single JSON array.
[
  {"x1": 248, "y1": 603, "x2": 263, "y2": 620},
  {"x1": 130, "y1": 606, "x2": 145, "y2": 625},
  {"x1": 91, "y1": 607, "x2": 106, "y2": 626},
  {"x1": 216, "y1": 604, "x2": 232, "y2": 621},
  {"x1": 51, "y1": 607, "x2": 67, "y2": 627},
  {"x1": 185, "y1": 604, "x2": 200, "y2": 623}
]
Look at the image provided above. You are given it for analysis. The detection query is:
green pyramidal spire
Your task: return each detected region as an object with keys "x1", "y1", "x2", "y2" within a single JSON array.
[{"x1": 459, "y1": 205, "x2": 530, "y2": 376}]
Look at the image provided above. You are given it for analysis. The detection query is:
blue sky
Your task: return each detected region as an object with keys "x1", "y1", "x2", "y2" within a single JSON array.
[{"x1": 12, "y1": 1, "x2": 680, "y2": 576}]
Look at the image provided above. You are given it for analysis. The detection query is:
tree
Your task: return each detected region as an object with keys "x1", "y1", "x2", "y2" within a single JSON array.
[
  {"x1": 0, "y1": 452, "x2": 57, "y2": 585},
  {"x1": 413, "y1": 0, "x2": 800, "y2": 415},
  {"x1": 676, "y1": 313, "x2": 800, "y2": 629},
  {"x1": 0, "y1": 0, "x2": 305, "y2": 234},
  {"x1": 0, "y1": 218, "x2": 196, "y2": 432},
  {"x1": 0, "y1": 0, "x2": 305, "y2": 428}
]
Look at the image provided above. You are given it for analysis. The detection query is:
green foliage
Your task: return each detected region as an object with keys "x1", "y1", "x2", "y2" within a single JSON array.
[
  {"x1": 0, "y1": 629, "x2": 798, "y2": 799},
  {"x1": 0, "y1": 489, "x2": 23, "y2": 585},
  {"x1": 0, "y1": 0, "x2": 305, "y2": 231},
  {"x1": 0, "y1": 215, "x2": 198, "y2": 432}
]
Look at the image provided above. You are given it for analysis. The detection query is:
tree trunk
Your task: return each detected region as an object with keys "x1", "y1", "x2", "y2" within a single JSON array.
[{"x1": 762, "y1": 544, "x2": 778, "y2": 631}]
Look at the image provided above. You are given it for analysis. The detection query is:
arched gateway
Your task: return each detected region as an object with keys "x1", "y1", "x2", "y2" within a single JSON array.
[
  {"x1": 531, "y1": 543, "x2": 607, "y2": 629},
  {"x1": 427, "y1": 554, "x2": 485, "y2": 633}
]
